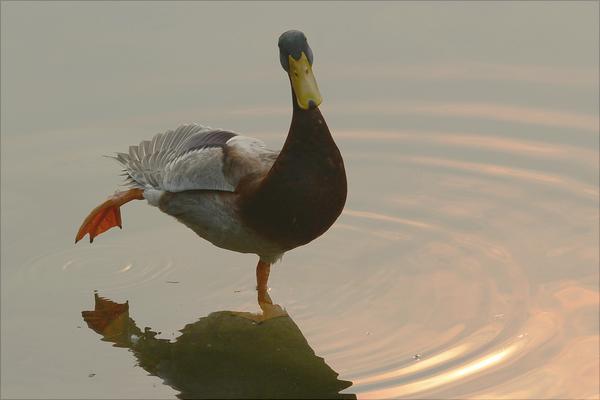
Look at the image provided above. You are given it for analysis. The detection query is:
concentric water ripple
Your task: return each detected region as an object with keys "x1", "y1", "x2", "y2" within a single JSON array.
[
  {"x1": 271, "y1": 123, "x2": 597, "y2": 397},
  {"x1": 292, "y1": 210, "x2": 534, "y2": 398},
  {"x1": 16, "y1": 244, "x2": 177, "y2": 293}
]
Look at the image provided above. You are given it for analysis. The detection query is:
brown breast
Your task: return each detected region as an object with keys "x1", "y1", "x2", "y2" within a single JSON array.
[{"x1": 238, "y1": 107, "x2": 347, "y2": 251}]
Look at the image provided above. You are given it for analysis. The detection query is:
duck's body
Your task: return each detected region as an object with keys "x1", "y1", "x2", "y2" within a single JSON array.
[
  {"x1": 76, "y1": 30, "x2": 346, "y2": 289},
  {"x1": 116, "y1": 126, "x2": 287, "y2": 263}
]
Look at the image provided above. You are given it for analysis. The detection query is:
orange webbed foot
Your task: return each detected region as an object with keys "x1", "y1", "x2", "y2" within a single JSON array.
[
  {"x1": 75, "y1": 198, "x2": 122, "y2": 243},
  {"x1": 75, "y1": 188, "x2": 144, "y2": 244}
]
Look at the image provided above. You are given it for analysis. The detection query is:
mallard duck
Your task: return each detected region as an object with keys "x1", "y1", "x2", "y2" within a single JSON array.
[{"x1": 75, "y1": 30, "x2": 347, "y2": 290}]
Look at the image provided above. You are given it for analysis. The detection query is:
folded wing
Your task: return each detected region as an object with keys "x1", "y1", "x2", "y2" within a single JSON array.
[{"x1": 113, "y1": 124, "x2": 278, "y2": 193}]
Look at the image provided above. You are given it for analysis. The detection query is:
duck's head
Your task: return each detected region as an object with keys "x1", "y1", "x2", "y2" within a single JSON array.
[{"x1": 278, "y1": 30, "x2": 322, "y2": 110}]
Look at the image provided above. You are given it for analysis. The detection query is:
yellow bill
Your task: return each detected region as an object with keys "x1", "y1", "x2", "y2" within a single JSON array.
[{"x1": 288, "y1": 52, "x2": 322, "y2": 110}]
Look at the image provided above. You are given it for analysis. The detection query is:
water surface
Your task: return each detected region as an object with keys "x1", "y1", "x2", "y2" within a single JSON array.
[{"x1": 1, "y1": 2, "x2": 598, "y2": 399}]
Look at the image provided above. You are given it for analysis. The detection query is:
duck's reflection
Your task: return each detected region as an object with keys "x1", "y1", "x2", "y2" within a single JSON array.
[{"x1": 82, "y1": 290, "x2": 354, "y2": 399}]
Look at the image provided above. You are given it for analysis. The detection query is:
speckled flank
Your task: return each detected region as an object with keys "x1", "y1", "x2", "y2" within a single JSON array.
[{"x1": 158, "y1": 190, "x2": 285, "y2": 263}]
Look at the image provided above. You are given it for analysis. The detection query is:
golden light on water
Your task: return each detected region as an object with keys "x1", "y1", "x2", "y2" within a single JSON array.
[
  {"x1": 359, "y1": 343, "x2": 520, "y2": 399},
  {"x1": 352, "y1": 344, "x2": 470, "y2": 387}
]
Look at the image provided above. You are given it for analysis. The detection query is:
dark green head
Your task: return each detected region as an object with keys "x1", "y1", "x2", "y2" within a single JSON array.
[
  {"x1": 278, "y1": 30, "x2": 314, "y2": 72},
  {"x1": 277, "y1": 30, "x2": 321, "y2": 110}
]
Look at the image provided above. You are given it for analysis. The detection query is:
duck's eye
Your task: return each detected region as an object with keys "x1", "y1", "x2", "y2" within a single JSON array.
[{"x1": 293, "y1": 70, "x2": 299, "y2": 78}]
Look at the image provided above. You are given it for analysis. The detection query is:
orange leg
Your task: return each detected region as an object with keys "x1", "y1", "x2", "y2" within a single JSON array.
[
  {"x1": 257, "y1": 260, "x2": 272, "y2": 306},
  {"x1": 75, "y1": 188, "x2": 144, "y2": 243},
  {"x1": 256, "y1": 259, "x2": 271, "y2": 293}
]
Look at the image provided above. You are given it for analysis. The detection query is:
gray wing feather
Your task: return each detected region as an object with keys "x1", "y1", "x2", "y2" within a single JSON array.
[{"x1": 112, "y1": 124, "x2": 240, "y2": 192}]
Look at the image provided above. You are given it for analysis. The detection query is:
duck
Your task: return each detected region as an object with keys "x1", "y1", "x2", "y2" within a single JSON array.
[{"x1": 75, "y1": 30, "x2": 347, "y2": 291}]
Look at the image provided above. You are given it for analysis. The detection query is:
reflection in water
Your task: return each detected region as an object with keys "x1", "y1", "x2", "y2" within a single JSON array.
[{"x1": 82, "y1": 291, "x2": 354, "y2": 399}]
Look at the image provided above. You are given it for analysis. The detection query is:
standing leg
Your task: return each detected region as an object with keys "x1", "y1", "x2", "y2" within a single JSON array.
[
  {"x1": 256, "y1": 259, "x2": 271, "y2": 292},
  {"x1": 256, "y1": 260, "x2": 271, "y2": 303}
]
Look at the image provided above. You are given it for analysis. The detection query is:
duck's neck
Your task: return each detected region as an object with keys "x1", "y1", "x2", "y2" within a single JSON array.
[
  {"x1": 240, "y1": 89, "x2": 347, "y2": 249},
  {"x1": 279, "y1": 92, "x2": 336, "y2": 167}
]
